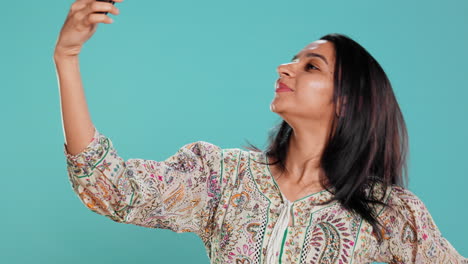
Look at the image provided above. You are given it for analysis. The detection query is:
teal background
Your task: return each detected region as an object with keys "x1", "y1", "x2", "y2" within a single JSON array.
[{"x1": 1, "y1": 0, "x2": 467, "y2": 263}]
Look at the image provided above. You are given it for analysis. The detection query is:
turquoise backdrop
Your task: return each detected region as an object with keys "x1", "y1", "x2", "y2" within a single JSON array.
[{"x1": 1, "y1": 0, "x2": 466, "y2": 263}]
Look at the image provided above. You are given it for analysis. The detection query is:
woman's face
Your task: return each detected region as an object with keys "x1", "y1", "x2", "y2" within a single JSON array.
[{"x1": 270, "y1": 39, "x2": 337, "y2": 126}]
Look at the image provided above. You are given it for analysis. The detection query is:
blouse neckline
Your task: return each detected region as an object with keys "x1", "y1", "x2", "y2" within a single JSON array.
[{"x1": 262, "y1": 152, "x2": 334, "y2": 205}]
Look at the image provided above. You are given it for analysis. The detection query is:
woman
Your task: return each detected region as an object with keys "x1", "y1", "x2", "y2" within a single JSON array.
[{"x1": 55, "y1": 0, "x2": 467, "y2": 263}]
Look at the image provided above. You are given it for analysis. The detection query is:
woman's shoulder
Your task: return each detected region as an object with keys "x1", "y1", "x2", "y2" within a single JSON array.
[
  {"x1": 386, "y1": 185, "x2": 425, "y2": 207},
  {"x1": 184, "y1": 140, "x2": 222, "y2": 157},
  {"x1": 177, "y1": 141, "x2": 255, "y2": 161},
  {"x1": 375, "y1": 184, "x2": 430, "y2": 220},
  {"x1": 365, "y1": 183, "x2": 420, "y2": 203},
  {"x1": 219, "y1": 145, "x2": 265, "y2": 163},
  {"x1": 173, "y1": 143, "x2": 265, "y2": 174}
]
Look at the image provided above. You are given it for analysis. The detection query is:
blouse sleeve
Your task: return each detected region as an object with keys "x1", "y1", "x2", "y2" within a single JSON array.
[
  {"x1": 63, "y1": 127, "x2": 223, "y2": 242},
  {"x1": 373, "y1": 186, "x2": 468, "y2": 263}
]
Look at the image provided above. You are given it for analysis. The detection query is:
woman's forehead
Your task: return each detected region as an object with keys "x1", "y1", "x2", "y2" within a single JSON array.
[
  {"x1": 296, "y1": 40, "x2": 335, "y2": 64},
  {"x1": 303, "y1": 39, "x2": 328, "y2": 50},
  {"x1": 298, "y1": 40, "x2": 331, "y2": 55}
]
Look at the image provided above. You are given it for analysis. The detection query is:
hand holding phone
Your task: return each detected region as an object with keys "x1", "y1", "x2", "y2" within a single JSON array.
[{"x1": 54, "y1": 0, "x2": 122, "y2": 57}]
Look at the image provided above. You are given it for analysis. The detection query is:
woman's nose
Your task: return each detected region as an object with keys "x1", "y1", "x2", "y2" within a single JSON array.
[{"x1": 277, "y1": 63, "x2": 295, "y2": 78}]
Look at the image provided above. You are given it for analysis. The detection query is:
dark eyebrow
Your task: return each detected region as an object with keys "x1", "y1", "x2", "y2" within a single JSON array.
[{"x1": 291, "y1": 52, "x2": 329, "y2": 65}]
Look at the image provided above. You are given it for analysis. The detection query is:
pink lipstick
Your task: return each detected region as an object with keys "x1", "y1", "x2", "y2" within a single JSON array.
[{"x1": 275, "y1": 82, "x2": 293, "y2": 93}]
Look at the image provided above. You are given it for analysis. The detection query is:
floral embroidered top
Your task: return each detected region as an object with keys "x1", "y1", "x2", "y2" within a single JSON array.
[{"x1": 64, "y1": 127, "x2": 467, "y2": 264}]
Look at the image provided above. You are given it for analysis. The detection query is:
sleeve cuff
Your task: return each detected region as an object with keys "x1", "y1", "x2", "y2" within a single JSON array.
[{"x1": 63, "y1": 127, "x2": 111, "y2": 178}]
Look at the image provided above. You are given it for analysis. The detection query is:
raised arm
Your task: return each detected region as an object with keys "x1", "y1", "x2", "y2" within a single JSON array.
[
  {"x1": 64, "y1": 129, "x2": 223, "y2": 243},
  {"x1": 53, "y1": 0, "x2": 122, "y2": 155}
]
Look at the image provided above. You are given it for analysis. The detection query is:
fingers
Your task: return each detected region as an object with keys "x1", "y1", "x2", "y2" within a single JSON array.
[
  {"x1": 77, "y1": 0, "x2": 124, "y2": 4},
  {"x1": 73, "y1": 1, "x2": 120, "y2": 26},
  {"x1": 87, "y1": 13, "x2": 114, "y2": 25},
  {"x1": 86, "y1": 1, "x2": 120, "y2": 16}
]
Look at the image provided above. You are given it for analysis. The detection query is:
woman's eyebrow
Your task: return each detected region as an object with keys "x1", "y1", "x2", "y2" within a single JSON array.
[{"x1": 291, "y1": 52, "x2": 329, "y2": 65}]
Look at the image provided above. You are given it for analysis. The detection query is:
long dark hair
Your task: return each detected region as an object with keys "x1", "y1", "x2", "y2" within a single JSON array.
[{"x1": 244, "y1": 33, "x2": 409, "y2": 243}]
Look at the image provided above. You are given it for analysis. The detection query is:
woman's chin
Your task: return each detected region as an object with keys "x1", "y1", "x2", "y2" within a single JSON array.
[
  {"x1": 270, "y1": 101, "x2": 289, "y2": 113},
  {"x1": 269, "y1": 103, "x2": 276, "y2": 112},
  {"x1": 270, "y1": 105, "x2": 288, "y2": 117},
  {"x1": 270, "y1": 103, "x2": 283, "y2": 113}
]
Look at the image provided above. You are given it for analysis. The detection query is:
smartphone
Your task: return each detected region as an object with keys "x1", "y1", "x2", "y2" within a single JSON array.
[{"x1": 95, "y1": 0, "x2": 115, "y2": 15}]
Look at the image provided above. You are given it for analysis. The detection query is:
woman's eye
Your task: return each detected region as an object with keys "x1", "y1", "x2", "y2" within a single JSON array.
[{"x1": 306, "y1": 63, "x2": 318, "y2": 71}]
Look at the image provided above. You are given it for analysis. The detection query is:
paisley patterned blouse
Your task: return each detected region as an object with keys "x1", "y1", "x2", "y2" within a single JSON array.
[{"x1": 64, "y1": 127, "x2": 467, "y2": 264}]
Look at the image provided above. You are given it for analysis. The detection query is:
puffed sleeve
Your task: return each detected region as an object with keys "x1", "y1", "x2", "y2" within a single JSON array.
[
  {"x1": 373, "y1": 186, "x2": 468, "y2": 263},
  {"x1": 63, "y1": 127, "x2": 223, "y2": 242}
]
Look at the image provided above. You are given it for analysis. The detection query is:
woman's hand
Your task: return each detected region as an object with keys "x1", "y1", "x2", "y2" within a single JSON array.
[{"x1": 54, "y1": 0, "x2": 123, "y2": 57}]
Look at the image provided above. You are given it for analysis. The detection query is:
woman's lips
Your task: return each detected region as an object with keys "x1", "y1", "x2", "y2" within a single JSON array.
[{"x1": 276, "y1": 82, "x2": 293, "y2": 92}]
